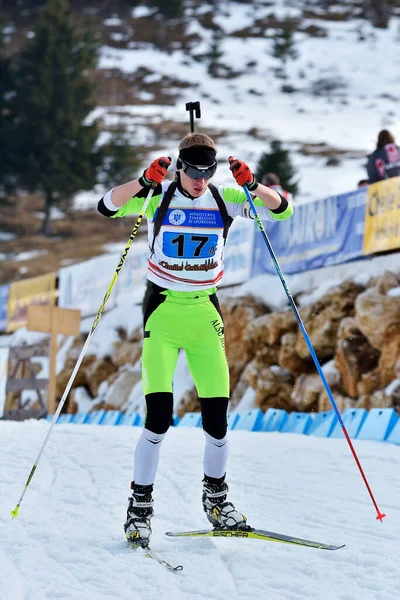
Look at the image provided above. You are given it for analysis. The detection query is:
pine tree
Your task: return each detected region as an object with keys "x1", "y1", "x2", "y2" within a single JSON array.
[
  {"x1": 207, "y1": 28, "x2": 224, "y2": 78},
  {"x1": 11, "y1": 0, "x2": 101, "y2": 235},
  {"x1": 363, "y1": 0, "x2": 390, "y2": 28},
  {"x1": 147, "y1": 0, "x2": 185, "y2": 20},
  {"x1": 272, "y1": 23, "x2": 298, "y2": 78},
  {"x1": 255, "y1": 140, "x2": 298, "y2": 196},
  {"x1": 98, "y1": 129, "x2": 141, "y2": 189},
  {"x1": 0, "y1": 15, "x2": 19, "y2": 199}
]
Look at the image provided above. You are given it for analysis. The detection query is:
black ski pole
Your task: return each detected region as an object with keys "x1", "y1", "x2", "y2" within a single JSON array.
[{"x1": 186, "y1": 101, "x2": 201, "y2": 132}]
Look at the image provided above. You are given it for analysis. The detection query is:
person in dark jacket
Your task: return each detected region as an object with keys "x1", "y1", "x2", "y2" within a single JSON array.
[
  {"x1": 261, "y1": 172, "x2": 293, "y2": 202},
  {"x1": 367, "y1": 130, "x2": 400, "y2": 184}
]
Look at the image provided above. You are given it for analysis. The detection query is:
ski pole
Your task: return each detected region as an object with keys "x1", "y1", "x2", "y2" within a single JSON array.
[
  {"x1": 242, "y1": 185, "x2": 386, "y2": 522},
  {"x1": 11, "y1": 182, "x2": 158, "y2": 519}
]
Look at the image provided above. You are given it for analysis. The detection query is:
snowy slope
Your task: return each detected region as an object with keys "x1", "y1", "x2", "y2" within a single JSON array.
[
  {"x1": 74, "y1": 0, "x2": 400, "y2": 210},
  {"x1": 1, "y1": 420, "x2": 399, "y2": 600}
]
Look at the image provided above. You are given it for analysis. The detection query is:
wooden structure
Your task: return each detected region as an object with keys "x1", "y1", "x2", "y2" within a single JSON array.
[
  {"x1": 27, "y1": 306, "x2": 81, "y2": 415},
  {"x1": 4, "y1": 343, "x2": 49, "y2": 420}
]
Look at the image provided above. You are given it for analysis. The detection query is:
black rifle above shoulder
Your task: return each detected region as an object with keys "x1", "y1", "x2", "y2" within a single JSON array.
[{"x1": 185, "y1": 101, "x2": 201, "y2": 132}]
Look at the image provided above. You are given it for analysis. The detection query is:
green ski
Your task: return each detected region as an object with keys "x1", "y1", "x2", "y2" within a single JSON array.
[{"x1": 165, "y1": 527, "x2": 345, "y2": 551}]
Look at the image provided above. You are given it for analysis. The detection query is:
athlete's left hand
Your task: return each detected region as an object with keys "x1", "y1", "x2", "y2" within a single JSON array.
[{"x1": 228, "y1": 156, "x2": 258, "y2": 191}]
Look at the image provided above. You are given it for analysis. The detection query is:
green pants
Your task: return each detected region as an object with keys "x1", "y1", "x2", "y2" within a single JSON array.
[{"x1": 142, "y1": 287, "x2": 230, "y2": 398}]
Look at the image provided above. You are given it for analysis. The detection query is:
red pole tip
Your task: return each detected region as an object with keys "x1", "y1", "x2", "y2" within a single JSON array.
[{"x1": 376, "y1": 513, "x2": 386, "y2": 522}]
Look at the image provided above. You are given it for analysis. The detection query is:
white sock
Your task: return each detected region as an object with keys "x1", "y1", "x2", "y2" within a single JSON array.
[
  {"x1": 134, "y1": 428, "x2": 166, "y2": 485},
  {"x1": 203, "y1": 431, "x2": 229, "y2": 479}
]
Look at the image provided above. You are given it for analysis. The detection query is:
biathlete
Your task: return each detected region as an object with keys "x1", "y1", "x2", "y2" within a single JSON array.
[{"x1": 97, "y1": 132, "x2": 293, "y2": 545}]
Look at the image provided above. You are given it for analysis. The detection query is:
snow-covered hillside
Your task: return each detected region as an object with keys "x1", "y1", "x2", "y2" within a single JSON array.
[
  {"x1": 77, "y1": 0, "x2": 400, "y2": 208},
  {"x1": 1, "y1": 420, "x2": 399, "y2": 600}
]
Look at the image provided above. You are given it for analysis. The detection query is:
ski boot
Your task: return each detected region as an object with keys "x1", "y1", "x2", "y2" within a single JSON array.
[
  {"x1": 202, "y1": 474, "x2": 247, "y2": 530},
  {"x1": 124, "y1": 482, "x2": 154, "y2": 547}
]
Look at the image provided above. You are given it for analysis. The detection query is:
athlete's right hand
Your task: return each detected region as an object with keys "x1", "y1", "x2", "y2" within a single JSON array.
[{"x1": 139, "y1": 156, "x2": 171, "y2": 187}]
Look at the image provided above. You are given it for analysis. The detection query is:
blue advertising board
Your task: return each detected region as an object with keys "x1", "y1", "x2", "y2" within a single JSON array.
[
  {"x1": 252, "y1": 188, "x2": 367, "y2": 276},
  {"x1": 0, "y1": 284, "x2": 10, "y2": 332}
]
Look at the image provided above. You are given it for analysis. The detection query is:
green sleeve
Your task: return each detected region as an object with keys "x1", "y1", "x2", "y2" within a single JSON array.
[
  {"x1": 222, "y1": 186, "x2": 293, "y2": 220},
  {"x1": 110, "y1": 193, "x2": 163, "y2": 220},
  {"x1": 271, "y1": 203, "x2": 293, "y2": 221}
]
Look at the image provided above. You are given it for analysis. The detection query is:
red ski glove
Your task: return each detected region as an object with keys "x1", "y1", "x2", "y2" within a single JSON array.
[
  {"x1": 228, "y1": 156, "x2": 258, "y2": 191},
  {"x1": 139, "y1": 156, "x2": 171, "y2": 187}
]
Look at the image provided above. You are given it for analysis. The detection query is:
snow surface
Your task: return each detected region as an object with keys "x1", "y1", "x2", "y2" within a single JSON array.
[
  {"x1": 1, "y1": 420, "x2": 399, "y2": 600},
  {"x1": 229, "y1": 250, "x2": 400, "y2": 312},
  {"x1": 13, "y1": 250, "x2": 48, "y2": 263},
  {"x1": 71, "y1": 0, "x2": 400, "y2": 210},
  {"x1": 387, "y1": 286, "x2": 400, "y2": 298}
]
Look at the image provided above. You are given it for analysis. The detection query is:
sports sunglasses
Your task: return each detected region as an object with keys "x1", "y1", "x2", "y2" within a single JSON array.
[{"x1": 181, "y1": 160, "x2": 217, "y2": 180}]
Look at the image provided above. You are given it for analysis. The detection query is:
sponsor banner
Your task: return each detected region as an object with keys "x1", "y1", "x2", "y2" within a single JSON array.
[
  {"x1": 163, "y1": 207, "x2": 224, "y2": 228},
  {"x1": 0, "y1": 347, "x2": 9, "y2": 418},
  {"x1": 221, "y1": 217, "x2": 255, "y2": 287},
  {"x1": 58, "y1": 254, "x2": 121, "y2": 317},
  {"x1": 363, "y1": 176, "x2": 400, "y2": 255},
  {"x1": 7, "y1": 273, "x2": 57, "y2": 332},
  {"x1": 114, "y1": 240, "x2": 149, "y2": 305},
  {"x1": 252, "y1": 188, "x2": 367, "y2": 276},
  {"x1": 0, "y1": 284, "x2": 10, "y2": 332}
]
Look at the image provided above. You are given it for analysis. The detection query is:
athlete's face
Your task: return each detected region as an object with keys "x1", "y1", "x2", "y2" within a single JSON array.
[{"x1": 180, "y1": 169, "x2": 210, "y2": 197}]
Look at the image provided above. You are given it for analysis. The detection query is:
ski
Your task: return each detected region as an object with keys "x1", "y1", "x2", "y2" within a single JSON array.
[
  {"x1": 127, "y1": 541, "x2": 183, "y2": 571},
  {"x1": 165, "y1": 526, "x2": 345, "y2": 551}
]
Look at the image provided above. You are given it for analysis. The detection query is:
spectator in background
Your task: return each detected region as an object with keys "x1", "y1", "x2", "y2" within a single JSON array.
[
  {"x1": 367, "y1": 130, "x2": 400, "y2": 184},
  {"x1": 357, "y1": 179, "x2": 369, "y2": 188},
  {"x1": 261, "y1": 172, "x2": 293, "y2": 202}
]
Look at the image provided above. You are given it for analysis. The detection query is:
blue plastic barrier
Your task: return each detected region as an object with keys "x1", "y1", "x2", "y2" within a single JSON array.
[
  {"x1": 86, "y1": 410, "x2": 106, "y2": 425},
  {"x1": 100, "y1": 410, "x2": 123, "y2": 426},
  {"x1": 177, "y1": 412, "x2": 202, "y2": 427},
  {"x1": 56, "y1": 414, "x2": 74, "y2": 424},
  {"x1": 329, "y1": 408, "x2": 368, "y2": 439},
  {"x1": 72, "y1": 412, "x2": 89, "y2": 424},
  {"x1": 261, "y1": 408, "x2": 288, "y2": 433},
  {"x1": 234, "y1": 409, "x2": 264, "y2": 432},
  {"x1": 280, "y1": 412, "x2": 313, "y2": 435},
  {"x1": 307, "y1": 411, "x2": 338, "y2": 437},
  {"x1": 227, "y1": 412, "x2": 240, "y2": 430},
  {"x1": 118, "y1": 412, "x2": 143, "y2": 426},
  {"x1": 356, "y1": 408, "x2": 399, "y2": 442},
  {"x1": 386, "y1": 419, "x2": 400, "y2": 445},
  {"x1": 37, "y1": 407, "x2": 400, "y2": 448}
]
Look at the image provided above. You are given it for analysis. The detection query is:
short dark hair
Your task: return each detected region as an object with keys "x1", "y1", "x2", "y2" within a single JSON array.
[
  {"x1": 262, "y1": 172, "x2": 280, "y2": 186},
  {"x1": 357, "y1": 179, "x2": 369, "y2": 187},
  {"x1": 377, "y1": 130, "x2": 395, "y2": 149}
]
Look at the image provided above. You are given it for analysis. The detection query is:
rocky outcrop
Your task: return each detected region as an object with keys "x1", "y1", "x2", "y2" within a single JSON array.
[
  {"x1": 221, "y1": 295, "x2": 268, "y2": 390},
  {"x1": 292, "y1": 367, "x2": 341, "y2": 412},
  {"x1": 355, "y1": 281, "x2": 400, "y2": 350},
  {"x1": 53, "y1": 270, "x2": 400, "y2": 418},
  {"x1": 378, "y1": 322, "x2": 400, "y2": 386},
  {"x1": 334, "y1": 320, "x2": 380, "y2": 398},
  {"x1": 296, "y1": 280, "x2": 364, "y2": 360},
  {"x1": 278, "y1": 332, "x2": 310, "y2": 376},
  {"x1": 246, "y1": 360, "x2": 294, "y2": 412}
]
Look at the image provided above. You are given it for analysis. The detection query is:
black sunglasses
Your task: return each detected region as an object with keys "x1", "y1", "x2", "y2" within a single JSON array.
[{"x1": 181, "y1": 160, "x2": 217, "y2": 180}]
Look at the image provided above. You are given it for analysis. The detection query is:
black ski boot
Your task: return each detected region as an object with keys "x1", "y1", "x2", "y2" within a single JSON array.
[
  {"x1": 124, "y1": 482, "x2": 154, "y2": 546},
  {"x1": 202, "y1": 474, "x2": 246, "y2": 529}
]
